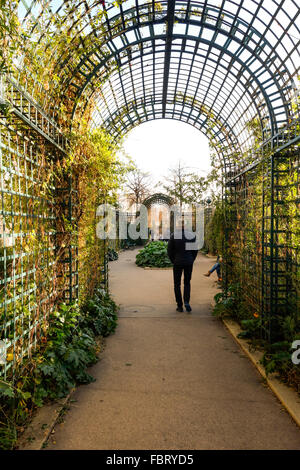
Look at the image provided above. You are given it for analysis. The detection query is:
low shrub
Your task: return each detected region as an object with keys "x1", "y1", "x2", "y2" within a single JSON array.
[
  {"x1": 135, "y1": 241, "x2": 172, "y2": 268},
  {"x1": 261, "y1": 341, "x2": 295, "y2": 376},
  {"x1": 212, "y1": 283, "x2": 242, "y2": 319},
  {"x1": 0, "y1": 287, "x2": 118, "y2": 450},
  {"x1": 120, "y1": 239, "x2": 138, "y2": 250},
  {"x1": 108, "y1": 248, "x2": 118, "y2": 261}
]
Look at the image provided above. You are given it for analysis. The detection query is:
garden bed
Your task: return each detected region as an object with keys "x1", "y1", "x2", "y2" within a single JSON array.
[
  {"x1": 135, "y1": 241, "x2": 173, "y2": 269},
  {"x1": 0, "y1": 288, "x2": 118, "y2": 450}
]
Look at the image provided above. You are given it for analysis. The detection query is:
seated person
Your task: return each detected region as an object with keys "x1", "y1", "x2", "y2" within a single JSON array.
[{"x1": 204, "y1": 255, "x2": 222, "y2": 282}]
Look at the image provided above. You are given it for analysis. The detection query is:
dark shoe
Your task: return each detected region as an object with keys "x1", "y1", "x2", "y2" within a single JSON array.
[
  {"x1": 176, "y1": 306, "x2": 183, "y2": 312},
  {"x1": 185, "y1": 303, "x2": 192, "y2": 312}
]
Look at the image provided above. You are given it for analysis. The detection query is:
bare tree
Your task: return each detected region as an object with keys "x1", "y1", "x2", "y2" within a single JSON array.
[
  {"x1": 125, "y1": 168, "x2": 152, "y2": 209},
  {"x1": 159, "y1": 161, "x2": 208, "y2": 208}
]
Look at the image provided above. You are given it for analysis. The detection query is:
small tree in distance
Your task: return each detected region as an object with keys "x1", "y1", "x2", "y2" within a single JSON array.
[
  {"x1": 158, "y1": 161, "x2": 208, "y2": 208},
  {"x1": 124, "y1": 168, "x2": 153, "y2": 210}
]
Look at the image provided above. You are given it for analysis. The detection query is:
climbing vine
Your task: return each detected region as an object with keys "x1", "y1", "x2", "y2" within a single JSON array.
[{"x1": 0, "y1": 0, "x2": 132, "y2": 450}]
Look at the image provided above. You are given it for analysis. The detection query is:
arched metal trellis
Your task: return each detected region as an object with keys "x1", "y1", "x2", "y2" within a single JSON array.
[
  {"x1": 142, "y1": 192, "x2": 175, "y2": 240},
  {"x1": 142, "y1": 192, "x2": 175, "y2": 208},
  {"x1": 0, "y1": 1, "x2": 299, "y2": 379},
  {"x1": 16, "y1": 0, "x2": 300, "y2": 172}
]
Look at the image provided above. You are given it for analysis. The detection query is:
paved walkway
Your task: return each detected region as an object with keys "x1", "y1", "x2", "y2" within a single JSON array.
[{"x1": 47, "y1": 249, "x2": 300, "y2": 449}]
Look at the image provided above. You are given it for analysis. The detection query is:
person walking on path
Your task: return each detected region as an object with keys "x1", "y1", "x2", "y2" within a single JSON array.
[
  {"x1": 167, "y1": 223, "x2": 198, "y2": 313},
  {"x1": 204, "y1": 255, "x2": 222, "y2": 282}
]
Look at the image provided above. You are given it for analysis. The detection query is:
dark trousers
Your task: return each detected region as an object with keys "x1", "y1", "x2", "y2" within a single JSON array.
[{"x1": 173, "y1": 264, "x2": 193, "y2": 307}]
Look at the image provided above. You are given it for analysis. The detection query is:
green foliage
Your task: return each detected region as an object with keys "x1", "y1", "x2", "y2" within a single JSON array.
[
  {"x1": 0, "y1": 287, "x2": 118, "y2": 450},
  {"x1": 0, "y1": 247, "x2": 13, "y2": 275},
  {"x1": 261, "y1": 342, "x2": 295, "y2": 376},
  {"x1": 238, "y1": 318, "x2": 262, "y2": 339},
  {"x1": 0, "y1": 0, "x2": 22, "y2": 73},
  {"x1": 108, "y1": 248, "x2": 119, "y2": 261},
  {"x1": 135, "y1": 241, "x2": 173, "y2": 268},
  {"x1": 212, "y1": 283, "x2": 241, "y2": 318},
  {"x1": 120, "y1": 238, "x2": 139, "y2": 250},
  {"x1": 260, "y1": 315, "x2": 300, "y2": 382},
  {"x1": 68, "y1": 126, "x2": 131, "y2": 299},
  {"x1": 204, "y1": 198, "x2": 226, "y2": 255},
  {"x1": 159, "y1": 162, "x2": 208, "y2": 206},
  {"x1": 81, "y1": 287, "x2": 118, "y2": 338},
  {"x1": 30, "y1": 302, "x2": 98, "y2": 406},
  {"x1": 212, "y1": 282, "x2": 261, "y2": 330},
  {"x1": 280, "y1": 315, "x2": 300, "y2": 343}
]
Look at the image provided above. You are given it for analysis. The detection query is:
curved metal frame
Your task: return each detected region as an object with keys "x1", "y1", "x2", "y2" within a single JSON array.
[
  {"x1": 18, "y1": 0, "x2": 300, "y2": 172},
  {"x1": 142, "y1": 192, "x2": 175, "y2": 207}
]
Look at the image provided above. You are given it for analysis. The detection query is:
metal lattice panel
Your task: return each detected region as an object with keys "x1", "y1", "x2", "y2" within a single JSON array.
[{"x1": 0, "y1": 114, "x2": 58, "y2": 378}]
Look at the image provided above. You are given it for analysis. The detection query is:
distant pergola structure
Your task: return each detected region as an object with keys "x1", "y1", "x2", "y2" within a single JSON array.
[
  {"x1": 142, "y1": 193, "x2": 175, "y2": 208},
  {"x1": 142, "y1": 193, "x2": 200, "y2": 238},
  {"x1": 140, "y1": 193, "x2": 174, "y2": 239}
]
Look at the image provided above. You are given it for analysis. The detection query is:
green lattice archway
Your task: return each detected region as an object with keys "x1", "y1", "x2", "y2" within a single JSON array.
[
  {"x1": 14, "y1": 0, "x2": 300, "y2": 175},
  {"x1": 0, "y1": 1, "x2": 299, "y2": 381}
]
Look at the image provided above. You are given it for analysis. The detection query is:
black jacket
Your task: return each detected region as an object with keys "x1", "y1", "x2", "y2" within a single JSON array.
[{"x1": 167, "y1": 230, "x2": 198, "y2": 266}]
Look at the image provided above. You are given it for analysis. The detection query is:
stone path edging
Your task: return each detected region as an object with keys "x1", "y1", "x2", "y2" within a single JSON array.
[
  {"x1": 223, "y1": 318, "x2": 300, "y2": 429},
  {"x1": 17, "y1": 389, "x2": 74, "y2": 450}
]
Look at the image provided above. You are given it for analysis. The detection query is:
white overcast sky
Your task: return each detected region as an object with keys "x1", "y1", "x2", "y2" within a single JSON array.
[{"x1": 119, "y1": 119, "x2": 211, "y2": 190}]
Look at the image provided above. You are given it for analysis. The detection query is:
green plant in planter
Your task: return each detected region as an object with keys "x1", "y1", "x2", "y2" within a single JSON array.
[{"x1": 135, "y1": 241, "x2": 173, "y2": 268}]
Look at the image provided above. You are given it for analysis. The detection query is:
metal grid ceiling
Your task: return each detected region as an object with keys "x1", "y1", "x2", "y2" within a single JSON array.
[{"x1": 17, "y1": 0, "x2": 300, "y2": 172}]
